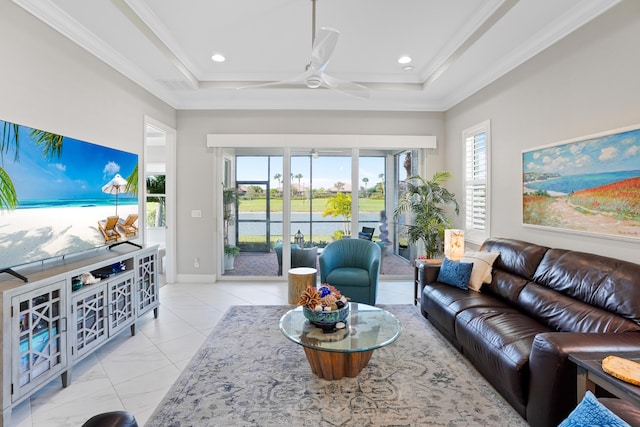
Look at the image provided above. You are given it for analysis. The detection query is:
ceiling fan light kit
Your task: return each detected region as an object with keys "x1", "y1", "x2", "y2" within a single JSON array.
[{"x1": 305, "y1": 77, "x2": 322, "y2": 89}]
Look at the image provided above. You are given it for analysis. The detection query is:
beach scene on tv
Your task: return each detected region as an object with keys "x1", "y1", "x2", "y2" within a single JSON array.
[{"x1": 0, "y1": 118, "x2": 139, "y2": 270}]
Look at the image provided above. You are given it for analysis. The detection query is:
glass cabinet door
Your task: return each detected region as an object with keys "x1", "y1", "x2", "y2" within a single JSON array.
[
  {"x1": 72, "y1": 286, "x2": 107, "y2": 360},
  {"x1": 107, "y1": 273, "x2": 135, "y2": 336},
  {"x1": 13, "y1": 281, "x2": 66, "y2": 400},
  {"x1": 137, "y1": 251, "x2": 158, "y2": 317}
]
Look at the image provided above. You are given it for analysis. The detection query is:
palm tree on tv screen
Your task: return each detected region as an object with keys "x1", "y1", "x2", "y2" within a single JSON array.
[
  {"x1": 0, "y1": 123, "x2": 63, "y2": 211},
  {"x1": 1, "y1": 121, "x2": 138, "y2": 218}
]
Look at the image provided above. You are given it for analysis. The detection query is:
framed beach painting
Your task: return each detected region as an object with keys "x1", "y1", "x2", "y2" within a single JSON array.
[{"x1": 522, "y1": 124, "x2": 640, "y2": 241}]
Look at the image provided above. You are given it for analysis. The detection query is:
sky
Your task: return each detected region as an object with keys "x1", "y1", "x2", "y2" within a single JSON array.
[
  {"x1": 523, "y1": 128, "x2": 640, "y2": 176},
  {"x1": 236, "y1": 155, "x2": 386, "y2": 190},
  {"x1": 1, "y1": 120, "x2": 138, "y2": 200}
]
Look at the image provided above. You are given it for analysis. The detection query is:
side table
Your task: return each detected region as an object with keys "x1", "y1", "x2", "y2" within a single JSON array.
[
  {"x1": 569, "y1": 352, "x2": 640, "y2": 407},
  {"x1": 288, "y1": 267, "x2": 317, "y2": 305},
  {"x1": 414, "y1": 260, "x2": 442, "y2": 305}
]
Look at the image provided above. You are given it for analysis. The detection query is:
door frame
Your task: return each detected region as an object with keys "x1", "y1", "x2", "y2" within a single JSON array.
[{"x1": 144, "y1": 116, "x2": 176, "y2": 284}]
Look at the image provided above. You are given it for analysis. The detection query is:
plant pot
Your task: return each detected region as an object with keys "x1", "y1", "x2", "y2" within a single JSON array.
[{"x1": 224, "y1": 254, "x2": 236, "y2": 270}]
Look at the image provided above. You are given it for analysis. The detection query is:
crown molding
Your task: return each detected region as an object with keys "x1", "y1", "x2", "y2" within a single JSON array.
[{"x1": 439, "y1": 0, "x2": 623, "y2": 110}]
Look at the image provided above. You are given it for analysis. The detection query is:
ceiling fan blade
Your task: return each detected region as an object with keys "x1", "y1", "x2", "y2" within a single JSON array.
[
  {"x1": 236, "y1": 69, "x2": 315, "y2": 90},
  {"x1": 321, "y1": 73, "x2": 370, "y2": 99},
  {"x1": 237, "y1": 25, "x2": 369, "y2": 98},
  {"x1": 309, "y1": 27, "x2": 339, "y2": 72}
]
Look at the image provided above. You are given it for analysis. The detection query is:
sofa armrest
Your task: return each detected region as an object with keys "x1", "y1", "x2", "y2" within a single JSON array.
[{"x1": 527, "y1": 332, "x2": 640, "y2": 427}]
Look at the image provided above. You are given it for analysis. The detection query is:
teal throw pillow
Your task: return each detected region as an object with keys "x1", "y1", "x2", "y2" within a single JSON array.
[
  {"x1": 436, "y1": 257, "x2": 473, "y2": 290},
  {"x1": 559, "y1": 391, "x2": 630, "y2": 427}
]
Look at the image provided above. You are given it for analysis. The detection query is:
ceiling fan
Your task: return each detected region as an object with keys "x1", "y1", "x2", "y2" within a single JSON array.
[{"x1": 240, "y1": 0, "x2": 369, "y2": 99}]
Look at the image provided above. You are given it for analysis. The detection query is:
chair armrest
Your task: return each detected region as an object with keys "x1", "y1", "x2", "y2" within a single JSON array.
[
  {"x1": 366, "y1": 245, "x2": 381, "y2": 278},
  {"x1": 319, "y1": 250, "x2": 337, "y2": 283},
  {"x1": 527, "y1": 332, "x2": 640, "y2": 427}
]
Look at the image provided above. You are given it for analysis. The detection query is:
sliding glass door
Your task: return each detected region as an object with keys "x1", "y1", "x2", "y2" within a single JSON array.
[{"x1": 220, "y1": 147, "x2": 421, "y2": 278}]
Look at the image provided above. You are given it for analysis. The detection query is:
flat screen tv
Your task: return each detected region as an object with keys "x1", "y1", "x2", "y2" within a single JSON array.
[{"x1": 0, "y1": 118, "x2": 139, "y2": 278}]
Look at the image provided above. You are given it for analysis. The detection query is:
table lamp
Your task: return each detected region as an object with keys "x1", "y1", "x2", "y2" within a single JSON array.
[{"x1": 444, "y1": 229, "x2": 465, "y2": 261}]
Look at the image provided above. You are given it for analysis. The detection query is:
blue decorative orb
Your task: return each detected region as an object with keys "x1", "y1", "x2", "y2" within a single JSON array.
[{"x1": 318, "y1": 286, "x2": 332, "y2": 297}]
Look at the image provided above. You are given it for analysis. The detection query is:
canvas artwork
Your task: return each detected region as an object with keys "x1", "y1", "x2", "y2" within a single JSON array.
[{"x1": 522, "y1": 125, "x2": 640, "y2": 240}]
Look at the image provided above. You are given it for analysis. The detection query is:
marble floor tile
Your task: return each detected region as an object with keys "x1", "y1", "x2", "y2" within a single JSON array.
[
  {"x1": 115, "y1": 364, "x2": 181, "y2": 425},
  {"x1": 9, "y1": 278, "x2": 413, "y2": 427}
]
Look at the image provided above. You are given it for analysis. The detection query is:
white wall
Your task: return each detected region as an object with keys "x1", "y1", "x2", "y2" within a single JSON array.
[
  {"x1": 0, "y1": 2, "x2": 175, "y2": 160},
  {"x1": 175, "y1": 110, "x2": 445, "y2": 275},
  {"x1": 445, "y1": 1, "x2": 640, "y2": 263}
]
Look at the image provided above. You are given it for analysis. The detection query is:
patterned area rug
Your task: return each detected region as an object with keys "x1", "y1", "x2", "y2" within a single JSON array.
[{"x1": 146, "y1": 305, "x2": 527, "y2": 426}]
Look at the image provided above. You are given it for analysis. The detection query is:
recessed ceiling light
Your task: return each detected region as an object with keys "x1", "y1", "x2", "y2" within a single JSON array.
[
  {"x1": 403, "y1": 65, "x2": 414, "y2": 72},
  {"x1": 211, "y1": 53, "x2": 226, "y2": 63},
  {"x1": 398, "y1": 56, "x2": 412, "y2": 64}
]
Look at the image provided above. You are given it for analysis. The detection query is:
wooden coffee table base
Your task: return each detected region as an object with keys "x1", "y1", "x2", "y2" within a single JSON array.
[{"x1": 303, "y1": 347, "x2": 374, "y2": 380}]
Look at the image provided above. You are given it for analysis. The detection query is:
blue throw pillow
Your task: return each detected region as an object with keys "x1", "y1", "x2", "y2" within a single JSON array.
[
  {"x1": 358, "y1": 232, "x2": 372, "y2": 240},
  {"x1": 559, "y1": 391, "x2": 630, "y2": 427},
  {"x1": 436, "y1": 257, "x2": 473, "y2": 290}
]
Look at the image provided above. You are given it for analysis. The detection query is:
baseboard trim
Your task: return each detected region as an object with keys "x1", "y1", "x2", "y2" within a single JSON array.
[{"x1": 175, "y1": 273, "x2": 216, "y2": 283}]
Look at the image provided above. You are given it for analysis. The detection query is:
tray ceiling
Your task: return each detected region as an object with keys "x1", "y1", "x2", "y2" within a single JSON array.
[{"x1": 13, "y1": 0, "x2": 621, "y2": 111}]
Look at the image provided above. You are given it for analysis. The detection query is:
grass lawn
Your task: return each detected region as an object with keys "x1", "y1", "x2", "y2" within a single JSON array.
[{"x1": 238, "y1": 197, "x2": 385, "y2": 212}]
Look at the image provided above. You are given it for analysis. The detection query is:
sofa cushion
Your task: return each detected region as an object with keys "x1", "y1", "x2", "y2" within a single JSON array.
[
  {"x1": 437, "y1": 258, "x2": 473, "y2": 289},
  {"x1": 455, "y1": 307, "x2": 552, "y2": 411},
  {"x1": 559, "y1": 391, "x2": 630, "y2": 427},
  {"x1": 325, "y1": 268, "x2": 370, "y2": 287},
  {"x1": 533, "y1": 249, "x2": 640, "y2": 324},
  {"x1": 517, "y1": 283, "x2": 640, "y2": 333},
  {"x1": 481, "y1": 238, "x2": 548, "y2": 280},
  {"x1": 461, "y1": 250, "x2": 500, "y2": 291},
  {"x1": 483, "y1": 269, "x2": 531, "y2": 307},
  {"x1": 422, "y1": 283, "x2": 511, "y2": 346}
]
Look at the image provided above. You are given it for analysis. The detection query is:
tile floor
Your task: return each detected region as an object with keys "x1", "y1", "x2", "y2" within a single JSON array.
[{"x1": 9, "y1": 279, "x2": 414, "y2": 427}]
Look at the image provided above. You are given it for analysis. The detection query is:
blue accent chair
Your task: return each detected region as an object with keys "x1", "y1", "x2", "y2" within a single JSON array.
[{"x1": 319, "y1": 239, "x2": 381, "y2": 305}]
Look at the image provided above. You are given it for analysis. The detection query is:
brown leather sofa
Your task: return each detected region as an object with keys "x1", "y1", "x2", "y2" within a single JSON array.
[{"x1": 420, "y1": 237, "x2": 640, "y2": 427}]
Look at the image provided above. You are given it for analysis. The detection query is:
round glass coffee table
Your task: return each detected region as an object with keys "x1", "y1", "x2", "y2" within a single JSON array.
[{"x1": 279, "y1": 303, "x2": 401, "y2": 380}]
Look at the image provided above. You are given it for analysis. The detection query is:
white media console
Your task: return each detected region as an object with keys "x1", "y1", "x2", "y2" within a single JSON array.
[{"x1": 0, "y1": 244, "x2": 159, "y2": 426}]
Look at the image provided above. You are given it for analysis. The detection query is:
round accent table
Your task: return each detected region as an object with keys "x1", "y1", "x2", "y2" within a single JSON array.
[
  {"x1": 279, "y1": 303, "x2": 402, "y2": 380},
  {"x1": 288, "y1": 267, "x2": 317, "y2": 305}
]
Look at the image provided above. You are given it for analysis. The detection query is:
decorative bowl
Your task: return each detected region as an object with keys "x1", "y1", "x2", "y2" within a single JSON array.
[{"x1": 303, "y1": 304, "x2": 350, "y2": 329}]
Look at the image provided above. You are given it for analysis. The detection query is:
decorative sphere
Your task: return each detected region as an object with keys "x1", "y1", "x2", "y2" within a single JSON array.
[{"x1": 318, "y1": 285, "x2": 332, "y2": 297}]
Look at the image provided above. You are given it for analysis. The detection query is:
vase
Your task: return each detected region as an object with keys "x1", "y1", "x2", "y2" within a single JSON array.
[
  {"x1": 303, "y1": 304, "x2": 350, "y2": 330},
  {"x1": 224, "y1": 254, "x2": 235, "y2": 270}
]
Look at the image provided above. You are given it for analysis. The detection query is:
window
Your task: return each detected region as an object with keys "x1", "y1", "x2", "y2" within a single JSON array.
[
  {"x1": 463, "y1": 121, "x2": 490, "y2": 244},
  {"x1": 146, "y1": 174, "x2": 166, "y2": 227}
]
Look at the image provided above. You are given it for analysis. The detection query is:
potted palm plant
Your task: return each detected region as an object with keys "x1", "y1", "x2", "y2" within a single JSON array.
[
  {"x1": 223, "y1": 186, "x2": 240, "y2": 270},
  {"x1": 393, "y1": 171, "x2": 460, "y2": 260}
]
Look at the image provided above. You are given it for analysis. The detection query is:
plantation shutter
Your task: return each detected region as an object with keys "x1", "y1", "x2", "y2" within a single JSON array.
[{"x1": 464, "y1": 124, "x2": 489, "y2": 243}]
